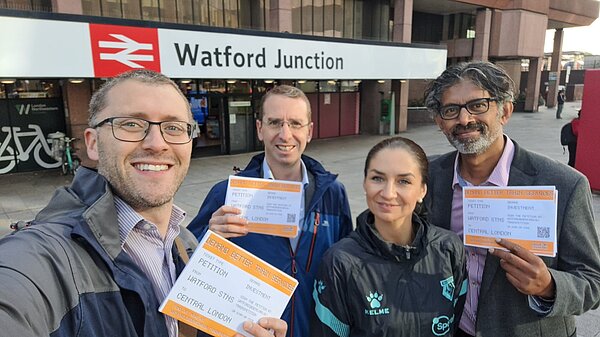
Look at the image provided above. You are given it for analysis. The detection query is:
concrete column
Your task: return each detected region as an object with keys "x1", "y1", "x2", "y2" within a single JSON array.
[
  {"x1": 472, "y1": 8, "x2": 491, "y2": 61},
  {"x1": 51, "y1": 0, "x2": 83, "y2": 14},
  {"x1": 546, "y1": 28, "x2": 563, "y2": 108},
  {"x1": 525, "y1": 57, "x2": 542, "y2": 112},
  {"x1": 392, "y1": 80, "x2": 409, "y2": 131},
  {"x1": 392, "y1": 0, "x2": 412, "y2": 42},
  {"x1": 62, "y1": 80, "x2": 93, "y2": 167},
  {"x1": 496, "y1": 60, "x2": 522, "y2": 98},
  {"x1": 392, "y1": 0, "x2": 412, "y2": 132},
  {"x1": 269, "y1": 0, "x2": 292, "y2": 32}
]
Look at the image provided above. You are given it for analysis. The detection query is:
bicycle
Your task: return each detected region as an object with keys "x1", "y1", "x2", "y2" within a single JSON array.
[
  {"x1": 60, "y1": 136, "x2": 80, "y2": 175},
  {"x1": 0, "y1": 124, "x2": 61, "y2": 174}
]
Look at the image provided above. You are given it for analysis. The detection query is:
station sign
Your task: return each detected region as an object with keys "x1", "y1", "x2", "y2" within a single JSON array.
[{"x1": 0, "y1": 15, "x2": 446, "y2": 80}]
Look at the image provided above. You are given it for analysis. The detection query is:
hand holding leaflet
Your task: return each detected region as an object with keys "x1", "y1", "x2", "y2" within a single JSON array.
[
  {"x1": 463, "y1": 186, "x2": 558, "y2": 257},
  {"x1": 225, "y1": 176, "x2": 303, "y2": 238},
  {"x1": 160, "y1": 230, "x2": 298, "y2": 337}
]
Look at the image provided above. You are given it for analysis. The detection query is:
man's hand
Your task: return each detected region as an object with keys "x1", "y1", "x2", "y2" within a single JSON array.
[
  {"x1": 208, "y1": 205, "x2": 249, "y2": 238},
  {"x1": 489, "y1": 238, "x2": 555, "y2": 299},
  {"x1": 235, "y1": 318, "x2": 287, "y2": 337}
]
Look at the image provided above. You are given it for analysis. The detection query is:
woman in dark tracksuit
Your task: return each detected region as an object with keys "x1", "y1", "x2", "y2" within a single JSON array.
[{"x1": 311, "y1": 137, "x2": 467, "y2": 337}]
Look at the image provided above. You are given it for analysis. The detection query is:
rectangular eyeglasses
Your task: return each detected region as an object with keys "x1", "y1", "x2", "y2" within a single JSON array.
[
  {"x1": 92, "y1": 117, "x2": 194, "y2": 144},
  {"x1": 438, "y1": 97, "x2": 499, "y2": 120}
]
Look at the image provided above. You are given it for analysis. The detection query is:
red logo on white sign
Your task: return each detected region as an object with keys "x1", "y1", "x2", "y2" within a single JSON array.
[{"x1": 90, "y1": 24, "x2": 161, "y2": 77}]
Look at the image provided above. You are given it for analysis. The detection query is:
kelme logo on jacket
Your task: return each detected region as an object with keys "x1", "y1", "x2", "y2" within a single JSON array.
[
  {"x1": 432, "y1": 315, "x2": 454, "y2": 336},
  {"x1": 440, "y1": 276, "x2": 455, "y2": 301},
  {"x1": 364, "y1": 291, "x2": 390, "y2": 316}
]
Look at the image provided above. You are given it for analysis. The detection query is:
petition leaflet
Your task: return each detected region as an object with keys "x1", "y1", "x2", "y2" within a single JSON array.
[
  {"x1": 160, "y1": 231, "x2": 298, "y2": 337},
  {"x1": 225, "y1": 176, "x2": 303, "y2": 238},
  {"x1": 463, "y1": 186, "x2": 558, "y2": 257}
]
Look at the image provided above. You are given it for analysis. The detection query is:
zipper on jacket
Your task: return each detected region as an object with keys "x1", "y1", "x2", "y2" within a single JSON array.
[
  {"x1": 305, "y1": 210, "x2": 320, "y2": 272},
  {"x1": 288, "y1": 243, "x2": 297, "y2": 337},
  {"x1": 402, "y1": 245, "x2": 416, "y2": 260}
]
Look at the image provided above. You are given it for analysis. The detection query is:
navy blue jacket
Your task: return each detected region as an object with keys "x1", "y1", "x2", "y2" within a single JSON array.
[
  {"x1": 0, "y1": 168, "x2": 194, "y2": 337},
  {"x1": 188, "y1": 153, "x2": 353, "y2": 337}
]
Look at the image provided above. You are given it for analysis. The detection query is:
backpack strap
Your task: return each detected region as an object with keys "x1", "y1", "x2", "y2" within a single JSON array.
[{"x1": 174, "y1": 237, "x2": 198, "y2": 337}]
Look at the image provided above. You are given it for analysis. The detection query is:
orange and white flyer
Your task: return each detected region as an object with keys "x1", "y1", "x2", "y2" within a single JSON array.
[
  {"x1": 159, "y1": 230, "x2": 298, "y2": 337},
  {"x1": 462, "y1": 186, "x2": 558, "y2": 257},
  {"x1": 224, "y1": 175, "x2": 303, "y2": 238}
]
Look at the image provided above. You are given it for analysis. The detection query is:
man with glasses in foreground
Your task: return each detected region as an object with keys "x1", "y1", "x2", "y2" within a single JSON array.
[
  {"x1": 0, "y1": 70, "x2": 286, "y2": 337},
  {"x1": 188, "y1": 85, "x2": 353, "y2": 337},
  {"x1": 424, "y1": 61, "x2": 600, "y2": 337}
]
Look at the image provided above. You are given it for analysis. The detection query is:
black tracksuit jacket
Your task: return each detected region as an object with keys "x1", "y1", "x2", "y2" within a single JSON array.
[{"x1": 311, "y1": 210, "x2": 467, "y2": 337}]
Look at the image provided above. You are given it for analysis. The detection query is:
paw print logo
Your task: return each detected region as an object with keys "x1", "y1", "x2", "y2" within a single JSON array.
[
  {"x1": 317, "y1": 280, "x2": 326, "y2": 294},
  {"x1": 366, "y1": 291, "x2": 383, "y2": 309}
]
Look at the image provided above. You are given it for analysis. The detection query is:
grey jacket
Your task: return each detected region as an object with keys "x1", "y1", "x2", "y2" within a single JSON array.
[
  {"x1": 0, "y1": 168, "x2": 197, "y2": 337},
  {"x1": 425, "y1": 140, "x2": 600, "y2": 337}
]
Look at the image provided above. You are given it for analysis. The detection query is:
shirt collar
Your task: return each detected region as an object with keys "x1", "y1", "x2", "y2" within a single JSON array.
[
  {"x1": 114, "y1": 196, "x2": 186, "y2": 247},
  {"x1": 452, "y1": 135, "x2": 515, "y2": 187},
  {"x1": 262, "y1": 158, "x2": 310, "y2": 187}
]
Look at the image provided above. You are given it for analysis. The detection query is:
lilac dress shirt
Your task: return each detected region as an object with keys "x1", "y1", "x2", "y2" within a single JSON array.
[{"x1": 115, "y1": 196, "x2": 185, "y2": 337}]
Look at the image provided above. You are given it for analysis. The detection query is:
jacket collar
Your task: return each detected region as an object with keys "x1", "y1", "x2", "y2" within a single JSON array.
[
  {"x1": 241, "y1": 152, "x2": 338, "y2": 211},
  {"x1": 354, "y1": 209, "x2": 428, "y2": 262}
]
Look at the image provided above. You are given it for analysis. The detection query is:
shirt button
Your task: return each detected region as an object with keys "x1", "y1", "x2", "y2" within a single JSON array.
[{"x1": 143, "y1": 223, "x2": 153, "y2": 230}]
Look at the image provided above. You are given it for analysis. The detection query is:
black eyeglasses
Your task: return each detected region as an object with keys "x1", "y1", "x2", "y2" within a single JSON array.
[
  {"x1": 438, "y1": 97, "x2": 499, "y2": 120},
  {"x1": 92, "y1": 117, "x2": 194, "y2": 144}
]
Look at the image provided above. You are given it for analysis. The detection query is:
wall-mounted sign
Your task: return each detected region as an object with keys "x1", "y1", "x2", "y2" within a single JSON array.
[{"x1": 0, "y1": 15, "x2": 447, "y2": 80}]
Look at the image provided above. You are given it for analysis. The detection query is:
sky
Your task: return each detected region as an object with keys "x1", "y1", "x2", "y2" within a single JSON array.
[{"x1": 544, "y1": 18, "x2": 600, "y2": 55}]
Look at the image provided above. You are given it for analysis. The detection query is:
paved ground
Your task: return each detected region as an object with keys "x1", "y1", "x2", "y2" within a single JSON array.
[{"x1": 1, "y1": 101, "x2": 599, "y2": 335}]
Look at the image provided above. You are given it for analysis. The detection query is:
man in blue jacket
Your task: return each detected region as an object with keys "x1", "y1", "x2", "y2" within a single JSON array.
[{"x1": 188, "y1": 85, "x2": 353, "y2": 337}]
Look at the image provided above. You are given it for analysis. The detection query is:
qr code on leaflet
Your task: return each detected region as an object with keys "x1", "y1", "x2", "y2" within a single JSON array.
[
  {"x1": 287, "y1": 213, "x2": 296, "y2": 223},
  {"x1": 537, "y1": 226, "x2": 550, "y2": 238}
]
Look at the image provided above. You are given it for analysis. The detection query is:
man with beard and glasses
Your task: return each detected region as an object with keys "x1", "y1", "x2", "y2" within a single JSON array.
[
  {"x1": 423, "y1": 61, "x2": 600, "y2": 337},
  {"x1": 0, "y1": 70, "x2": 287, "y2": 337}
]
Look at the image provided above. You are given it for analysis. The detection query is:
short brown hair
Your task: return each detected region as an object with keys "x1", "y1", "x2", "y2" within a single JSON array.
[
  {"x1": 258, "y1": 85, "x2": 311, "y2": 121},
  {"x1": 88, "y1": 69, "x2": 191, "y2": 126}
]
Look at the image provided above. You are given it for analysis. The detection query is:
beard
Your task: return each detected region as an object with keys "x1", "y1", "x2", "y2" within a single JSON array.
[
  {"x1": 445, "y1": 113, "x2": 503, "y2": 155},
  {"x1": 96, "y1": 140, "x2": 186, "y2": 211}
]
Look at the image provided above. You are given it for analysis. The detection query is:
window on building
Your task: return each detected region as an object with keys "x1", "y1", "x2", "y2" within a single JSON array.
[
  {"x1": 223, "y1": 0, "x2": 238, "y2": 28},
  {"x1": 0, "y1": 0, "x2": 51, "y2": 11},
  {"x1": 122, "y1": 0, "x2": 141, "y2": 19},
  {"x1": 297, "y1": 81, "x2": 317, "y2": 93},
  {"x1": 319, "y1": 80, "x2": 338, "y2": 92},
  {"x1": 139, "y1": 0, "x2": 159, "y2": 21},
  {"x1": 239, "y1": 0, "x2": 266, "y2": 30},
  {"x1": 313, "y1": 0, "x2": 323, "y2": 36},
  {"x1": 100, "y1": 0, "x2": 123, "y2": 18},
  {"x1": 160, "y1": 0, "x2": 178, "y2": 22},
  {"x1": 301, "y1": 1, "x2": 313, "y2": 34},
  {"x1": 343, "y1": 0, "x2": 353, "y2": 38},
  {"x1": 340, "y1": 80, "x2": 359, "y2": 92},
  {"x1": 5, "y1": 80, "x2": 60, "y2": 99},
  {"x1": 209, "y1": 0, "x2": 224, "y2": 26},
  {"x1": 177, "y1": 0, "x2": 194, "y2": 24},
  {"x1": 323, "y1": 0, "x2": 334, "y2": 37},
  {"x1": 193, "y1": 0, "x2": 210, "y2": 25},
  {"x1": 82, "y1": 0, "x2": 102, "y2": 16},
  {"x1": 227, "y1": 80, "x2": 251, "y2": 94},
  {"x1": 333, "y1": 0, "x2": 343, "y2": 37}
]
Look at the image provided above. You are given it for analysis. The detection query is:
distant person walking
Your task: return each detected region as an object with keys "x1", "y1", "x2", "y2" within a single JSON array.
[
  {"x1": 556, "y1": 89, "x2": 565, "y2": 119},
  {"x1": 568, "y1": 110, "x2": 581, "y2": 167}
]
